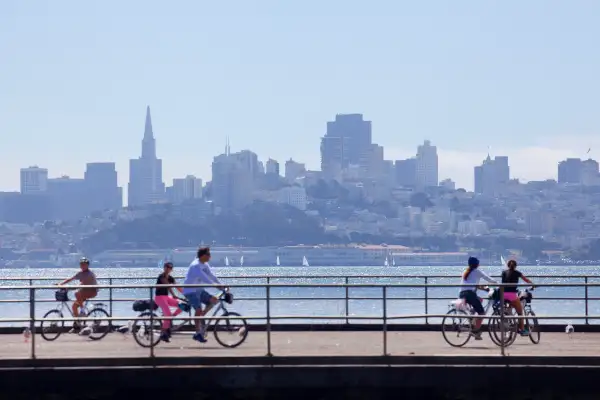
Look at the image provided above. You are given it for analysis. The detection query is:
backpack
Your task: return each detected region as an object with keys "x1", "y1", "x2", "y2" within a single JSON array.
[{"x1": 132, "y1": 299, "x2": 158, "y2": 312}]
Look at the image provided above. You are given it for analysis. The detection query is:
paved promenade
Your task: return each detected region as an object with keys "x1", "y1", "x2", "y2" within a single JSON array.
[{"x1": 1, "y1": 331, "x2": 598, "y2": 360}]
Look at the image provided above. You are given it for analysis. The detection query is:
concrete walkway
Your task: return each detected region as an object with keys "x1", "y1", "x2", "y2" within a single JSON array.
[{"x1": 1, "y1": 331, "x2": 595, "y2": 360}]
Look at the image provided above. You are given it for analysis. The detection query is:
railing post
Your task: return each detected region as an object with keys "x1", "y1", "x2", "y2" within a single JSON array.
[
  {"x1": 266, "y1": 284, "x2": 272, "y2": 357},
  {"x1": 109, "y1": 278, "x2": 113, "y2": 318},
  {"x1": 499, "y1": 286, "x2": 505, "y2": 357},
  {"x1": 29, "y1": 287, "x2": 36, "y2": 360},
  {"x1": 424, "y1": 277, "x2": 429, "y2": 325},
  {"x1": 585, "y1": 277, "x2": 589, "y2": 325},
  {"x1": 383, "y1": 286, "x2": 388, "y2": 356},
  {"x1": 149, "y1": 287, "x2": 155, "y2": 359},
  {"x1": 345, "y1": 277, "x2": 349, "y2": 324}
]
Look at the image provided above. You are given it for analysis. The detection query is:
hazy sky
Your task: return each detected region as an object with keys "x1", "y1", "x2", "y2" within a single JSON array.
[{"x1": 2, "y1": 1, "x2": 600, "y2": 193}]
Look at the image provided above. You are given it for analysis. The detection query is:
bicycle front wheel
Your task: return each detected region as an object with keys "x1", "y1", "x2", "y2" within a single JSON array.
[
  {"x1": 441, "y1": 309, "x2": 472, "y2": 348},
  {"x1": 213, "y1": 311, "x2": 248, "y2": 348},
  {"x1": 40, "y1": 309, "x2": 64, "y2": 341},
  {"x1": 526, "y1": 311, "x2": 541, "y2": 344},
  {"x1": 85, "y1": 308, "x2": 111, "y2": 341}
]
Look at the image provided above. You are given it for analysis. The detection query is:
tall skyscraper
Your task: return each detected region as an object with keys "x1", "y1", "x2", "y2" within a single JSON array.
[
  {"x1": 47, "y1": 176, "x2": 87, "y2": 220},
  {"x1": 211, "y1": 144, "x2": 253, "y2": 213},
  {"x1": 20, "y1": 166, "x2": 48, "y2": 194},
  {"x1": 320, "y1": 114, "x2": 372, "y2": 171},
  {"x1": 359, "y1": 143, "x2": 384, "y2": 179},
  {"x1": 85, "y1": 162, "x2": 122, "y2": 211},
  {"x1": 558, "y1": 158, "x2": 583, "y2": 184},
  {"x1": 415, "y1": 140, "x2": 438, "y2": 188},
  {"x1": 266, "y1": 158, "x2": 280, "y2": 175},
  {"x1": 128, "y1": 106, "x2": 165, "y2": 207},
  {"x1": 395, "y1": 158, "x2": 417, "y2": 187},
  {"x1": 474, "y1": 155, "x2": 510, "y2": 195}
]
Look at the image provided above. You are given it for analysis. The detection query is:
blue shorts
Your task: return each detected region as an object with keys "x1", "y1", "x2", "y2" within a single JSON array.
[{"x1": 184, "y1": 290, "x2": 214, "y2": 309}]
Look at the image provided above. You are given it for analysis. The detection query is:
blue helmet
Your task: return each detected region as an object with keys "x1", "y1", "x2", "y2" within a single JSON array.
[{"x1": 468, "y1": 257, "x2": 479, "y2": 267}]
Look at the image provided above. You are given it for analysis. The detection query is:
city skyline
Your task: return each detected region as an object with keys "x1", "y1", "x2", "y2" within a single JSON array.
[
  {"x1": 7, "y1": 107, "x2": 599, "y2": 203},
  {"x1": 2, "y1": 2, "x2": 600, "y2": 194}
]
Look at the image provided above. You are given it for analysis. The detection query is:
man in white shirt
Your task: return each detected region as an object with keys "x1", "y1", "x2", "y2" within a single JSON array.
[{"x1": 183, "y1": 247, "x2": 225, "y2": 343}]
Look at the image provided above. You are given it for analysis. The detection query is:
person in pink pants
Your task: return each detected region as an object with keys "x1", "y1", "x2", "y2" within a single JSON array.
[{"x1": 155, "y1": 262, "x2": 183, "y2": 342}]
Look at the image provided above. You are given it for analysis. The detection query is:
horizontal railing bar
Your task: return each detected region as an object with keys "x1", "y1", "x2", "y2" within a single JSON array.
[
  {"x1": 2, "y1": 282, "x2": 600, "y2": 290},
  {"x1": 2, "y1": 274, "x2": 600, "y2": 282},
  {"x1": 0, "y1": 296, "x2": 597, "y2": 304},
  {"x1": 8, "y1": 314, "x2": 600, "y2": 324}
]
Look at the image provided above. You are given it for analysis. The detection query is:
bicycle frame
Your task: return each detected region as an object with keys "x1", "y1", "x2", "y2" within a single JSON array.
[{"x1": 167, "y1": 295, "x2": 233, "y2": 333}]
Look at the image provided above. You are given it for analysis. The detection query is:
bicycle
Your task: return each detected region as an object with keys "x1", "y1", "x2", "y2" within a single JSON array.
[
  {"x1": 442, "y1": 287, "x2": 517, "y2": 348},
  {"x1": 132, "y1": 289, "x2": 249, "y2": 349},
  {"x1": 517, "y1": 287, "x2": 540, "y2": 344},
  {"x1": 40, "y1": 289, "x2": 111, "y2": 341}
]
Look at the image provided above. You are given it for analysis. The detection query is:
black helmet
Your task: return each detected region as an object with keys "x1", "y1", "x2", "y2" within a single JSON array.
[
  {"x1": 163, "y1": 261, "x2": 174, "y2": 268},
  {"x1": 79, "y1": 257, "x2": 90, "y2": 265},
  {"x1": 468, "y1": 257, "x2": 479, "y2": 267}
]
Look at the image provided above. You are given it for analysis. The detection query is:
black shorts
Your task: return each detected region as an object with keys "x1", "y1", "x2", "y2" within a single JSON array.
[{"x1": 459, "y1": 290, "x2": 485, "y2": 315}]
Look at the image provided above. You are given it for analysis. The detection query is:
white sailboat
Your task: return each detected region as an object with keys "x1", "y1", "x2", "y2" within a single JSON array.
[
  {"x1": 225, "y1": 256, "x2": 230, "y2": 267},
  {"x1": 302, "y1": 256, "x2": 310, "y2": 267},
  {"x1": 276, "y1": 256, "x2": 280, "y2": 266},
  {"x1": 384, "y1": 257, "x2": 389, "y2": 267},
  {"x1": 240, "y1": 256, "x2": 244, "y2": 267},
  {"x1": 500, "y1": 255, "x2": 506, "y2": 266},
  {"x1": 392, "y1": 258, "x2": 396, "y2": 267}
]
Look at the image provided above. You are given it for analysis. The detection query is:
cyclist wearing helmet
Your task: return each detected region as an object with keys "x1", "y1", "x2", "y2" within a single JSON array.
[
  {"x1": 502, "y1": 259, "x2": 533, "y2": 336},
  {"x1": 154, "y1": 261, "x2": 184, "y2": 342},
  {"x1": 57, "y1": 257, "x2": 98, "y2": 331},
  {"x1": 459, "y1": 256, "x2": 498, "y2": 339}
]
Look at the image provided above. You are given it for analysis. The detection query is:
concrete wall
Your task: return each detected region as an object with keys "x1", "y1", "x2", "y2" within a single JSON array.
[{"x1": 2, "y1": 365, "x2": 599, "y2": 399}]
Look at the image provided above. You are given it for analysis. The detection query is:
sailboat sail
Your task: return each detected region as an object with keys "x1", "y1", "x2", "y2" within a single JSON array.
[
  {"x1": 384, "y1": 257, "x2": 389, "y2": 267},
  {"x1": 276, "y1": 256, "x2": 280, "y2": 266},
  {"x1": 225, "y1": 256, "x2": 230, "y2": 267},
  {"x1": 500, "y1": 255, "x2": 506, "y2": 266},
  {"x1": 392, "y1": 258, "x2": 396, "y2": 266},
  {"x1": 302, "y1": 256, "x2": 310, "y2": 267},
  {"x1": 240, "y1": 256, "x2": 244, "y2": 267}
]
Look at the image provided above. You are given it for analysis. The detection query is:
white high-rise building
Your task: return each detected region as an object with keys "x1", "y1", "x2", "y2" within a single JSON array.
[
  {"x1": 415, "y1": 140, "x2": 438, "y2": 188},
  {"x1": 20, "y1": 166, "x2": 48, "y2": 194},
  {"x1": 171, "y1": 175, "x2": 203, "y2": 203},
  {"x1": 278, "y1": 186, "x2": 307, "y2": 210}
]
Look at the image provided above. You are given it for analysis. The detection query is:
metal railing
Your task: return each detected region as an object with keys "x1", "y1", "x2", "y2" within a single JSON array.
[
  {"x1": 1, "y1": 273, "x2": 600, "y2": 325},
  {"x1": 3, "y1": 281, "x2": 600, "y2": 361}
]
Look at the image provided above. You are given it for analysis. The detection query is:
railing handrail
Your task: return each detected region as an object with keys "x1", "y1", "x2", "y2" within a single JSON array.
[
  {"x1": 1, "y1": 273, "x2": 599, "y2": 282},
  {"x1": 1, "y1": 282, "x2": 599, "y2": 290}
]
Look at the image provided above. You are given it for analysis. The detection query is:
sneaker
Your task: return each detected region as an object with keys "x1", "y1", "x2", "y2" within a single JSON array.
[
  {"x1": 519, "y1": 329, "x2": 530, "y2": 336},
  {"x1": 193, "y1": 332, "x2": 207, "y2": 343},
  {"x1": 79, "y1": 326, "x2": 92, "y2": 336},
  {"x1": 68, "y1": 323, "x2": 81, "y2": 334},
  {"x1": 160, "y1": 332, "x2": 170, "y2": 343},
  {"x1": 470, "y1": 330, "x2": 482, "y2": 340}
]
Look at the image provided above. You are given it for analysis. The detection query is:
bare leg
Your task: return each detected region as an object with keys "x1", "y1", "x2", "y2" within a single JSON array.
[{"x1": 512, "y1": 300, "x2": 524, "y2": 330}]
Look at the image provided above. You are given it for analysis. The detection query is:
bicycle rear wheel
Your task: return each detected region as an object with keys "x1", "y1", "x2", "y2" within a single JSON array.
[
  {"x1": 488, "y1": 310, "x2": 517, "y2": 347},
  {"x1": 526, "y1": 311, "x2": 541, "y2": 344},
  {"x1": 85, "y1": 308, "x2": 111, "y2": 341},
  {"x1": 213, "y1": 312, "x2": 248, "y2": 348},
  {"x1": 40, "y1": 309, "x2": 64, "y2": 341},
  {"x1": 441, "y1": 309, "x2": 472, "y2": 347},
  {"x1": 132, "y1": 311, "x2": 161, "y2": 348}
]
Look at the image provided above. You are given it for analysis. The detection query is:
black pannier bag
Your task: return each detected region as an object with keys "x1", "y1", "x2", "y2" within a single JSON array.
[{"x1": 132, "y1": 299, "x2": 158, "y2": 312}]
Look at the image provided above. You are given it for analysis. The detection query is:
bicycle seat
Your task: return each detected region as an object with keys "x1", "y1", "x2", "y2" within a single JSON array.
[{"x1": 92, "y1": 303, "x2": 107, "y2": 308}]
